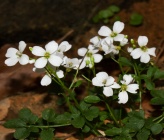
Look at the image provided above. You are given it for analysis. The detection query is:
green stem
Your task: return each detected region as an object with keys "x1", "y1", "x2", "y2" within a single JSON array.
[
  {"x1": 27, "y1": 123, "x2": 71, "y2": 128},
  {"x1": 111, "y1": 56, "x2": 124, "y2": 74},
  {"x1": 104, "y1": 101, "x2": 119, "y2": 126},
  {"x1": 133, "y1": 62, "x2": 142, "y2": 109}
]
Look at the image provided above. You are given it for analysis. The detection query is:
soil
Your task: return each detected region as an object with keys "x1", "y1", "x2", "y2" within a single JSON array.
[{"x1": 0, "y1": 0, "x2": 164, "y2": 139}]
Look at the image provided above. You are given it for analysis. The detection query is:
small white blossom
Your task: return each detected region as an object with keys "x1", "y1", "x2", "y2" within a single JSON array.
[
  {"x1": 130, "y1": 36, "x2": 156, "y2": 63},
  {"x1": 92, "y1": 72, "x2": 120, "y2": 97},
  {"x1": 5, "y1": 41, "x2": 29, "y2": 66},
  {"x1": 118, "y1": 74, "x2": 139, "y2": 104},
  {"x1": 90, "y1": 36, "x2": 102, "y2": 48},
  {"x1": 78, "y1": 45, "x2": 103, "y2": 68},
  {"x1": 98, "y1": 21, "x2": 125, "y2": 42},
  {"x1": 32, "y1": 41, "x2": 63, "y2": 68},
  {"x1": 41, "y1": 74, "x2": 52, "y2": 86},
  {"x1": 63, "y1": 57, "x2": 80, "y2": 69}
]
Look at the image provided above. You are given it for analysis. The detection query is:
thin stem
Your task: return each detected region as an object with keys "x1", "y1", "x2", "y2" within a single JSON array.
[
  {"x1": 27, "y1": 123, "x2": 71, "y2": 128},
  {"x1": 82, "y1": 75, "x2": 92, "y2": 82}
]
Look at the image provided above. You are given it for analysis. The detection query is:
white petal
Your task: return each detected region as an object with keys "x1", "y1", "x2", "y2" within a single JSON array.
[
  {"x1": 98, "y1": 26, "x2": 112, "y2": 37},
  {"x1": 78, "y1": 48, "x2": 87, "y2": 56},
  {"x1": 148, "y1": 47, "x2": 156, "y2": 57},
  {"x1": 138, "y1": 36, "x2": 148, "y2": 47},
  {"x1": 32, "y1": 46, "x2": 45, "y2": 56},
  {"x1": 5, "y1": 57, "x2": 19, "y2": 66},
  {"x1": 110, "y1": 82, "x2": 121, "y2": 89},
  {"x1": 41, "y1": 75, "x2": 52, "y2": 86},
  {"x1": 78, "y1": 59, "x2": 86, "y2": 69},
  {"x1": 93, "y1": 54, "x2": 103, "y2": 63},
  {"x1": 90, "y1": 36, "x2": 99, "y2": 45},
  {"x1": 127, "y1": 84, "x2": 139, "y2": 93},
  {"x1": 56, "y1": 70, "x2": 64, "y2": 78},
  {"x1": 35, "y1": 57, "x2": 47, "y2": 68},
  {"x1": 140, "y1": 53, "x2": 150, "y2": 63},
  {"x1": 5, "y1": 48, "x2": 18, "y2": 57},
  {"x1": 92, "y1": 77, "x2": 104, "y2": 87},
  {"x1": 113, "y1": 21, "x2": 124, "y2": 33},
  {"x1": 118, "y1": 91, "x2": 128, "y2": 104},
  {"x1": 45, "y1": 41, "x2": 58, "y2": 53},
  {"x1": 130, "y1": 48, "x2": 143, "y2": 59},
  {"x1": 114, "y1": 34, "x2": 124, "y2": 42},
  {"x1": 127, "y1": 47, "x2": 133, "y2": 53},
  {"x1": 123, "y1": 74, "x2": 133, "y2": 85},
  {"x1": 19, "y1": 41, "x2": 26, "y2": 52},
  {"x1": 103, "y1": 87, "x2": 113, "y2": 97},
  {"x1": 48, "y1": 55, "x2": 63, "y2": 67},
  {"x1": 59, "y1": 41, "x2": 72, "y2": 52},
  {"x1": 96, "y1": 72, "x2": 109, "y2": 83},
  {"x1": 105, "y1": 76, "x2": 115, "y2": 86},
  {"x1": 19, "y1": 54, "x2": 29, "y2": 65}
]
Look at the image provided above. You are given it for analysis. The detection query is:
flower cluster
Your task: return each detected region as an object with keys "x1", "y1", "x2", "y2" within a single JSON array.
[{"x1": 4, "y1": 21, "x2": 156, "y2": 104}]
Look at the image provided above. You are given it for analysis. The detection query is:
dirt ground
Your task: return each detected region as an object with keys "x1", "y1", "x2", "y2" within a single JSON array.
[{"x1": 0, "y1": 0, "x2": 164, "y2": 139}]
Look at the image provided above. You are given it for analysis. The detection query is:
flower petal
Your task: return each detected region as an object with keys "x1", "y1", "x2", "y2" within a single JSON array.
[
  {"x1": 41, "y1": 75, "x2": 52, "y2": 86},
  {"x1": 130, "y1": 48, "x2": 143, "y2": 59},
  {"x1": 118, "y1": 91, "x2": 128, "y2": 104},
  {"x1": 140, "y1": 53, "x2": 150, "y2": 63},
  {"x1": 45, "y1": 41, "x2": 58, "y2": 53},
  {"x1": 19, "y1": 54, "x2": 29, "y2": 65},
  {"x1": 35, "y1": 57, "x2": 47, "y2": 68},
  {"x1": 103, "y1": 87, "x2": 113, "y2": 97},
  {"x1": 138, "y1": 36, "x2": 148, "y2": 47},
  {"x1": 32, "y1": 46, "x2": 45, "y2": 56},
  {"x1": 19, "y1": 41, "x2": 26, "y2": 52},
  {"x1": 48, "y1": 55, "x2": 63, "y2": 67},
  {"x1": 93, "y1": 54, "x2": 103, "y2": 63},
  {"x1": 106, "y1": 76, "x2": 115, "y2": 86},
  {"x1": 98, "y1": 26, "x2": 112, "y2": 37},
  {"x1": 56, "y1": 70, "x2": 64, "y2": 78},
  {"x1": 92, "y1": 77, "x2": 104, "y2": 87},
  {"x1": 113, "y1": 21, "x2": 124, "y2": 33},
  {"x1": 127, "y1": 84, "x2": 139, "y2": 94},
  {"x1": 59, "y1": 41, "x2": 72, "y2": 52},
  {"x1": 148, "y1": 47, "x2": 156, "y2": 57},
  {"x1": 5, "y1": 57, "x2": 19, "y2": 66},
  {"x1": 5, "y1": 48, "x2": 18, "y2": 57},
  {"x1": 123, "y1": 74, "x2": 133, "y2": 85},
  {"x1": 114, "y1": 34, "x2": 124, "y2": 42},
  {"x1": 96, "y1": 72, "x2": 109, "y2": 84},
  {"x1": 110, "y1": 82, "x2": 121, "y2": 89},
  {"x1": 78, "y1": 48, "x2": 87, "y2": 56}
]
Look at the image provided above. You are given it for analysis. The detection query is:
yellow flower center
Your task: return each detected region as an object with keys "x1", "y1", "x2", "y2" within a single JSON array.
[{"x1": 44, "y1": 52, "x2": 50, "y2": 59}]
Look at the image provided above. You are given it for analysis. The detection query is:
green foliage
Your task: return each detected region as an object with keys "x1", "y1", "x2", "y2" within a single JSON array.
[
  {"x1": 84, "y1": 95, "x2": 101, "y2": 103},
  {"x1": 150, "y1": 89, "x2": 164, "y2": 105},
  {"x1": 129, "y1": 13, "x2": 143, "y2": 26},
  {"x1": 40, "y1": 128, "x2": 54, "y2": 140},
  {"x1": 92, "y1": 5, "x2": 120, "y2": 23}
]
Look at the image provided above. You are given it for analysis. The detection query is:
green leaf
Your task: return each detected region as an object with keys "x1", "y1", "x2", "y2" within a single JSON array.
[
  {"x1": 136, "y1": 128, "x2": 150, "y2": 140},
  {"x1": 154, "y1": 69, "x2": 164, "y2": 79},
  {"x1": 126, "y1": 118, "x2": 145, "y2": 131},
  {"x1": 108, "y1": 5, "x2": 120, "y2": 13},
  {"x1": 14, "y1": 128, "x2": 30, "y2": 139},
  {"x1": 54, "y1": 112, "x2": 71, "y2": 124},
  {"x1": 105, "y1": 127, "x2": 122, "y2": 136},
  {"x1": 130, "y1": 13, "x2": 143, "y2": 26},
  {"x1": 83, "y1": 106, "x2": 99, "y2": 121},
  {"x1": 4, "y1": 118, "x2": 26, "y2": 128},
  {"x1": 147, "y1": 66, "x2": 158, "y2": 78},
  {"x1": 42, "y1": 108, "x2": 56, "y2": 122},
  {"x1": 71, "y1": 115, "x2": 85, "y2": 128},
  {"x1": 99, "y1": 111, "x2": 108, "y2": 121},
  {"x1": 98, "y1": 9, "x2": 114, "y2": 19},
  {"x1": 73, "y1": 80, "x2": 83, "y2": 88},
  {"x1": 128, "y1": 110, "x2": 145, "y2": 119},
  {"x1": 19, "y1": 108, "x2": 38, "y2": 124},
  {"x1": 84, "y1": 95, "x2": 101, "y2": 103},
  {"x1": 82, "y1": 125, "x2": 90, "y2": 133},
  {"x1": 40, "y1": 129, "x2": 54, "y2": 140},
  {"x1": 144, "y1": 78, "x2": 155, "y2": 90},
  {"x1": 118, "y1": 57, "x2": 132, "y2": 67},
  {"x1": 80, "y1": 101, "x2": 91, "y2": 111},
  {"x1": 151, "y1": 123, "x2": 163, "y2": 135},
  {"x1": 151, "y1": 89, "x2": 164, "y2": 98},
  {"x1": 150, "y1": 97, "x2": 164, "y2": 105}
]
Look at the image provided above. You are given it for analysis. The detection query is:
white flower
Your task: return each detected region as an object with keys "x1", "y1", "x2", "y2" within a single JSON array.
[
  {"x1": 118, "y1": 74, "x2": 139, "y2": 104},
  {"x1": 32, "y1": 41, "x2": 63, "y2": 68},
  {"x1": 63, "y1": 57, "x2": 80, "y2": 69},
  {"x1": 90, "y1": 36, "x2": 102, "y2": 48},
  {"x1": 98, "y1": 21, "x2": 125, "y2": 42},
  {"x1": 130, "y1": 36, "x2": 156, "y2": 63},
  {"x1": 101, "y1": 37, "x2": 113, "y2": 55},
  {"x1": 92, "y1": 72, "x2": 120, "y2": 97},
  {"x1": 41, "y1": 74, "x2": 52, "y2": 86},
  {"x1": 5, "y1": 41, "x2": 29, "y2": 66},
  {"x1": 78, "y1": 45, "x2": 103, "y2": 68}
]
